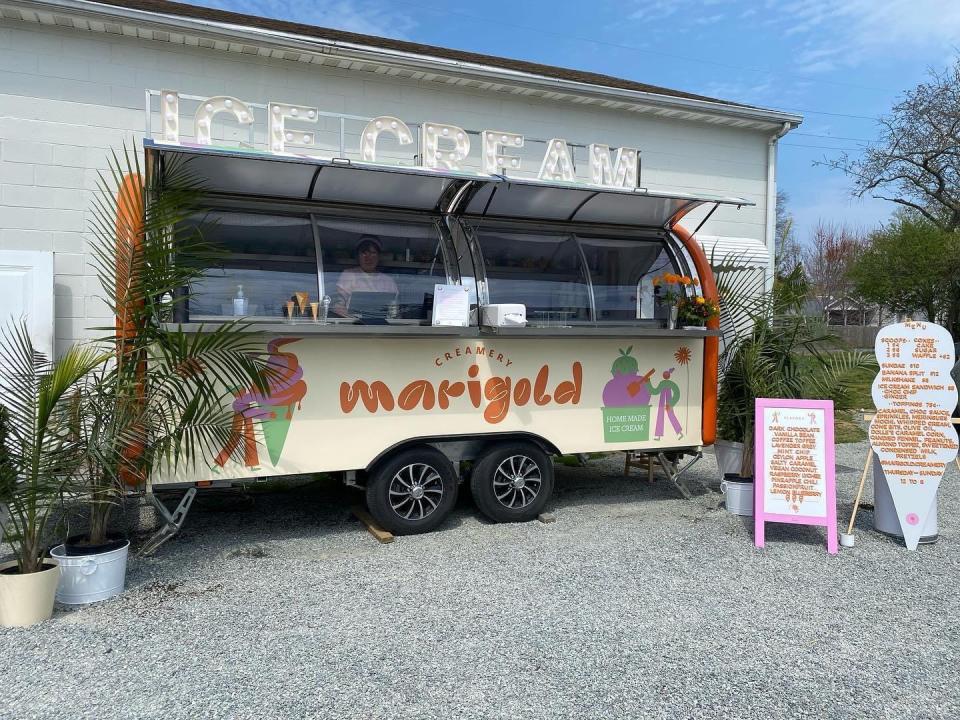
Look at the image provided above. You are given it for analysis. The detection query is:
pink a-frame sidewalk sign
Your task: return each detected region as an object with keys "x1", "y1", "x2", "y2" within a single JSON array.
[{"x1": 754, "y1": 398, "x2": 838, "y2": 555}]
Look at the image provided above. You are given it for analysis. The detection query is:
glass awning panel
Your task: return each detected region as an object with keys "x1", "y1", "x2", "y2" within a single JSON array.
[
  {"x1": 144, "y1": 141, "x2": 489, "y2": 212},
  {"x1": 145, "y1": 140, "x2": 752, "y2": 227},
  {"x1": 462, "y1": 178, "x2": 752, "y2": 227}
]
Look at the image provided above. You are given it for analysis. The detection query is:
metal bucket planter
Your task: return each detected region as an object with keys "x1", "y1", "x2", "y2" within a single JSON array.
[
  {"x1": 50, "y1": 540, "x2": 130, "y2": 606},
  {"x1": 720, "y1": 475, "x2": 754, "y2": 516},
  {"x1": 714, "y1": 440, "x2": 744, "y2": 479},
  {"x1": 0, "y1": 560, "x2": 60, "y2": 627}
]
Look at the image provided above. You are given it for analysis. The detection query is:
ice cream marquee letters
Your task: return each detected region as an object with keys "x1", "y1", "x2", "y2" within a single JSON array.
[{"x1": 156, "y1": 90, "x2": 640, "y2": 188}]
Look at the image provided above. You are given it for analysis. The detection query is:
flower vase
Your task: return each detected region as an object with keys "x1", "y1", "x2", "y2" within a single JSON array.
[{"x1": 667, "y1": 306, "x2": 678, "y2": 330}]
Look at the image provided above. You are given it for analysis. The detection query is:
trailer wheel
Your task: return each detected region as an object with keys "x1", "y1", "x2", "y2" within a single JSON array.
[
  {"x1": 366, "y1": 447, "x2": 458, "y2": 535},
  {"x1": 470, "y1": 442, "x2": 553, "y2": 523}
]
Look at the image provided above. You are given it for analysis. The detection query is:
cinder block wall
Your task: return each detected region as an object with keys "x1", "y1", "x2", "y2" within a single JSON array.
[{"x1": 0, "y1": 20, "x2": 770, "y2": 355}]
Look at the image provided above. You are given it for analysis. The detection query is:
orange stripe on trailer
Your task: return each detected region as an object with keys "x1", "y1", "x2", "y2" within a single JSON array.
[
  {"x1": 116, "y1": 172, "x2": 146, "y2": 486},
  {"x1": 669, "y1": 219, "x2": 719, "y2": 446}
]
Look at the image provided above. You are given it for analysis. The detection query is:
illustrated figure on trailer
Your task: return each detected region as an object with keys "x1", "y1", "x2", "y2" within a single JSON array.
[
  {"x1": 600, "y1": 345, "x2": 689, "y2": 442},
  {"x1": 214, "y1": 337, "x2": 308, "y2": 470}
]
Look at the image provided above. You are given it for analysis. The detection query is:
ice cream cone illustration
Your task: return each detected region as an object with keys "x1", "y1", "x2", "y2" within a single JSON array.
[
  {"x1": 214, "y1": 337, "x2": 308, "y2": 470},
  {"x1": 870, "y1": 322, "x2": 958, "y2": 550}
]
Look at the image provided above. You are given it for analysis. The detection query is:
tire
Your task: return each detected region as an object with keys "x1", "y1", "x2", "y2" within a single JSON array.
[
  {"x1": 470, "y1": 442, "x2": 554, "y2": 523},
  {"x1": 365, "y1": 447, "x2": 458, "y2": 535}
]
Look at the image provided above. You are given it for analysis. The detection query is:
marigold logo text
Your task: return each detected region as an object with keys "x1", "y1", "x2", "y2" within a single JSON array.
[{"x1": 340, "y1": 363, "x2": 582, "y2": 424}]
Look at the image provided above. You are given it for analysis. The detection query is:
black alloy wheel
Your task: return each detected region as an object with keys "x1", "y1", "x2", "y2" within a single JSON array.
[
  {"x1": 366, "y1": 446, "x2": 458, "y2": 535},
  {"x1": 470, "y1": 442, "x2": 554, "y2": 523}
]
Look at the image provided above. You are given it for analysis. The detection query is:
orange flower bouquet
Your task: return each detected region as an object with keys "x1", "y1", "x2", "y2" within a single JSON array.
[
  {"x1": 652, "y1": 272, "x2": 704, "y2": 327},
  {"x1": 652, "y1": 272, "x2": 695, "y2": 302}
]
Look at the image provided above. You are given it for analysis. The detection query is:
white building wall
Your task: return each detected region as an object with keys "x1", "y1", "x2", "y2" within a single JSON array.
[{"x1": 0, "y1": 20, "x2": 772, "y2": 355}]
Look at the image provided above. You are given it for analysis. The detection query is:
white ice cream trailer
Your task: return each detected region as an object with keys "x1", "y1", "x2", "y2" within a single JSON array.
[{"x1": 140, "y1": 102, "x2": 749, "y2": 542}]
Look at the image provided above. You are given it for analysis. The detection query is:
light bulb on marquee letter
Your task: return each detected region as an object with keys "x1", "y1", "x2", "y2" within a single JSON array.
[
  {"x1": 588, "y1": 144, "x2": 639, "y2": 188},
  {"x1": 420, "y1": 122, "x2": 470, "y2": 171},
  {"x1": 194, "y1": 96, "x2": 254, "y2": 145},
  {"x1": 161, "y1": 89, "x2": 179, "y2": 144},
  {"x1": 360, "y1": 116, "x2": 414, "y2": 162},
  {"x1": 538, "y1": 138, "x2": 576, "y2": 182},
  {"x1": 481, "y1": 130, "x2": 524, "y2": 174},
  {"x1": 268, "y1": 102, "x2": 318, "y2": 154}
]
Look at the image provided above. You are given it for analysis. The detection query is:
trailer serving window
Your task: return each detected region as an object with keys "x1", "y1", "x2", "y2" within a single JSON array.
[
  {"x1": 313, "y1": 216, "x2": 450, "y2": 323},
  {"x1": 579, "y1": 236, "x2": 680, "y2": 322},
  {"x1": 186, "y1": 212, "x2": 317, "y2": 321},
  {"x1": 477, "y1": 229, "x2": 591, "y2": 326},
  {"x1": 470, "y1": 224, "x2": 684, "y2": 326}
]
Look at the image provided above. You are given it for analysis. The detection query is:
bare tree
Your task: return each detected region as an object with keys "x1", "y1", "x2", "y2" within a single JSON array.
[
  {"x1": 803, "y1": 222, "x2": 868, "y2": 323},
  {"x1": 775, "y1": 191, "x2": 803, "y2": 278},
  {"x1": 823, "y1": 60, "x2": 960, "y2": 231}
]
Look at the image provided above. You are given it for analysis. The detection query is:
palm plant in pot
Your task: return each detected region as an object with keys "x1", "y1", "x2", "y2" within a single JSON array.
[
  {"x1": 0, "y1": 324, "x2": 104, "y2": 626},
  {"x1": 50, "y1": 147, "x2": 271, "y2": 605},
  {"x1": 714, "y1": 260, "x2": 875, "y2": 510}
]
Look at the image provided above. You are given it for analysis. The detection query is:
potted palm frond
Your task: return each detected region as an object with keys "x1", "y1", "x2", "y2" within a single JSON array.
[
  {"x1": 50, "y1": 146, "x2": 271, "y2": 605},
  {"x1": 0, "y1": 323, "x2": 104, "y2": 626},
  {"x1": 714, "y1": 260, "x2": 875, "y2": 515}
]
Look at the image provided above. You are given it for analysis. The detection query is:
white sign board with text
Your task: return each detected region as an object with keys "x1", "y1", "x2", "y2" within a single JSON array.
[
  {"x1": 870, "y1": 322, "x2": 958, "y2": 550},
  {"x1": 755, "y1": 398, "x2": 837, "y2": 554}
]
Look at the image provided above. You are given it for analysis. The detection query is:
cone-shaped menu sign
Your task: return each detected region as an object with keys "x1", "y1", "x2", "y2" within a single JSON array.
[{"x1": 870, "y1": 322, "x2": 958, "y2": 550}]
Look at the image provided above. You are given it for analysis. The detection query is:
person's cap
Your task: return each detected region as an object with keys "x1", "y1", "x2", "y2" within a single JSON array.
[{"x1": 356, "y1": 235, "x2": 382, "y2": 253}]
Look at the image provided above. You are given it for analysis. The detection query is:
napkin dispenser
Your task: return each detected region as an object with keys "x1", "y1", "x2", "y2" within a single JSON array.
[{"x1": 482, "y1": 304, "x2": 527, "y2": 327}]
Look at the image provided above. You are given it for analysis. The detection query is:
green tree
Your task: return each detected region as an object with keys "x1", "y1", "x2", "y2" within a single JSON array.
[{"x1": 849, "y1": 213, "x2": 960, "y2": 331}]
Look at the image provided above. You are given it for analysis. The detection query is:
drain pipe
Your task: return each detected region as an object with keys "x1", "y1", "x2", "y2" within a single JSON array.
[{"x1": 765, "y1": 121, "x2": 793, "y2": 290}]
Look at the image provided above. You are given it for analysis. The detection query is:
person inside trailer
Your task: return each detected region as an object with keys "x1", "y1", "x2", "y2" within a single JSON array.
[{"x1": 331, "y1": 235, "x2": 399, "y2": 318}]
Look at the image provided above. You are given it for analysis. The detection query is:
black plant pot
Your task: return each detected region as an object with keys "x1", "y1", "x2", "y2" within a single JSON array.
[{"x1": 61, "y1": 534, "x2": 128, "y2": 557}]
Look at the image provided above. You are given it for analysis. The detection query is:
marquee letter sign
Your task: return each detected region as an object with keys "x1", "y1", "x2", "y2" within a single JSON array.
[
  {"x1": 268, "y1": 102, "x2": 318, "y2": 154},
  {"x1": 588, "y1": 143, "x2": 639, "y2": 188},
  {"x1": 161, "y1": 89, "x2": 179, "y2": 144},
  {"x1": 537, "y1": 138, "x2": 576, "y2": 182},
  {"x1": 360, "y1": 116, "x2": 414, "y2": 162},
  {"x1": 481, "y1": 130, "x2": 524, "y2": 174},
  {"x1": 869, "y1": 322, "x2": 958, "y2": 550},
  {"x1": 154, "y1": 89, "x2": 642, "y2": 189},
  {"x1": 421, "y1": 122, "x2": 471, "y2": 171},
  {"x1": 193, "y1": 96, "x2": 253, "y2": 145},
  {"x1": 754, "y1": 398, "x2": 838, "y2": 555}
]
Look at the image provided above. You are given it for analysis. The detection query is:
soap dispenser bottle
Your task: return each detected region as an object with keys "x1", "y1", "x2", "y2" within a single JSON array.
[{"x1": 233, "y1": 284, "x2": 248, "y2": 316}]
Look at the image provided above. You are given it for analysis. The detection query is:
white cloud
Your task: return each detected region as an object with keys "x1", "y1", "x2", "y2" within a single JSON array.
[
  {"x1": 773, "y1": 0, "x2": 960, "y2": 70},
  {"x1": 197, "y1": 0, "x2": 417, "y2": 39},
  {"x1": 622, "y1": 0, "x2": 960, "y2": 71},
  {"x1": 628, "y1": 0, "x2": 685, "y2": 22}
]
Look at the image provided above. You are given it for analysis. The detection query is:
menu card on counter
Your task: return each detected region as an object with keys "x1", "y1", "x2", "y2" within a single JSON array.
[
  {"x1": 755, "y1": 398, "x2": 837, "y2": 554},
  {"x1": 869, "y1": 322, "x2": 958, "y2": 550},
  {"x1": 431, "y1": 284, "x2": 470, "y2": 327}
]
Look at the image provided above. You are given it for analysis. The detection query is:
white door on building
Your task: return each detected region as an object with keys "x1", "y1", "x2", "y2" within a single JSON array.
[{"x1": 0, "y1": 250, "x2": 54, "y2": 359}]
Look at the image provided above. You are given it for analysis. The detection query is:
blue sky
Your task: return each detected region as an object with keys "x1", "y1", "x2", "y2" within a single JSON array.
[{"x1": 197, "y1": 0, "x2": 960, "y2": 244}]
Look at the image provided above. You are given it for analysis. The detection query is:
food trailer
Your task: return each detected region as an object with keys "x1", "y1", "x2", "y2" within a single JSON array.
[{"x1": 142, "y1": 110, "x2": 749, "y2": 537}]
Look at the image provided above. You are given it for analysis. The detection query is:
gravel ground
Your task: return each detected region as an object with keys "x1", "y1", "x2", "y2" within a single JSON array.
[{"x1": 2, "y1": 438, "x2": 959, "y2": 720}]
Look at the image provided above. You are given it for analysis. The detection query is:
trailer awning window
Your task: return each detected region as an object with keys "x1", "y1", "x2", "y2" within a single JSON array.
[
  {"x1": 463, "y1": 179, "x2": 751, "y2": 228},
  {"x1": 145, "y1": 140, "x2": 752, "y2": 227},
  {"x1": 145, "y1": 141, "x2": 489, "y2": 213}
]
